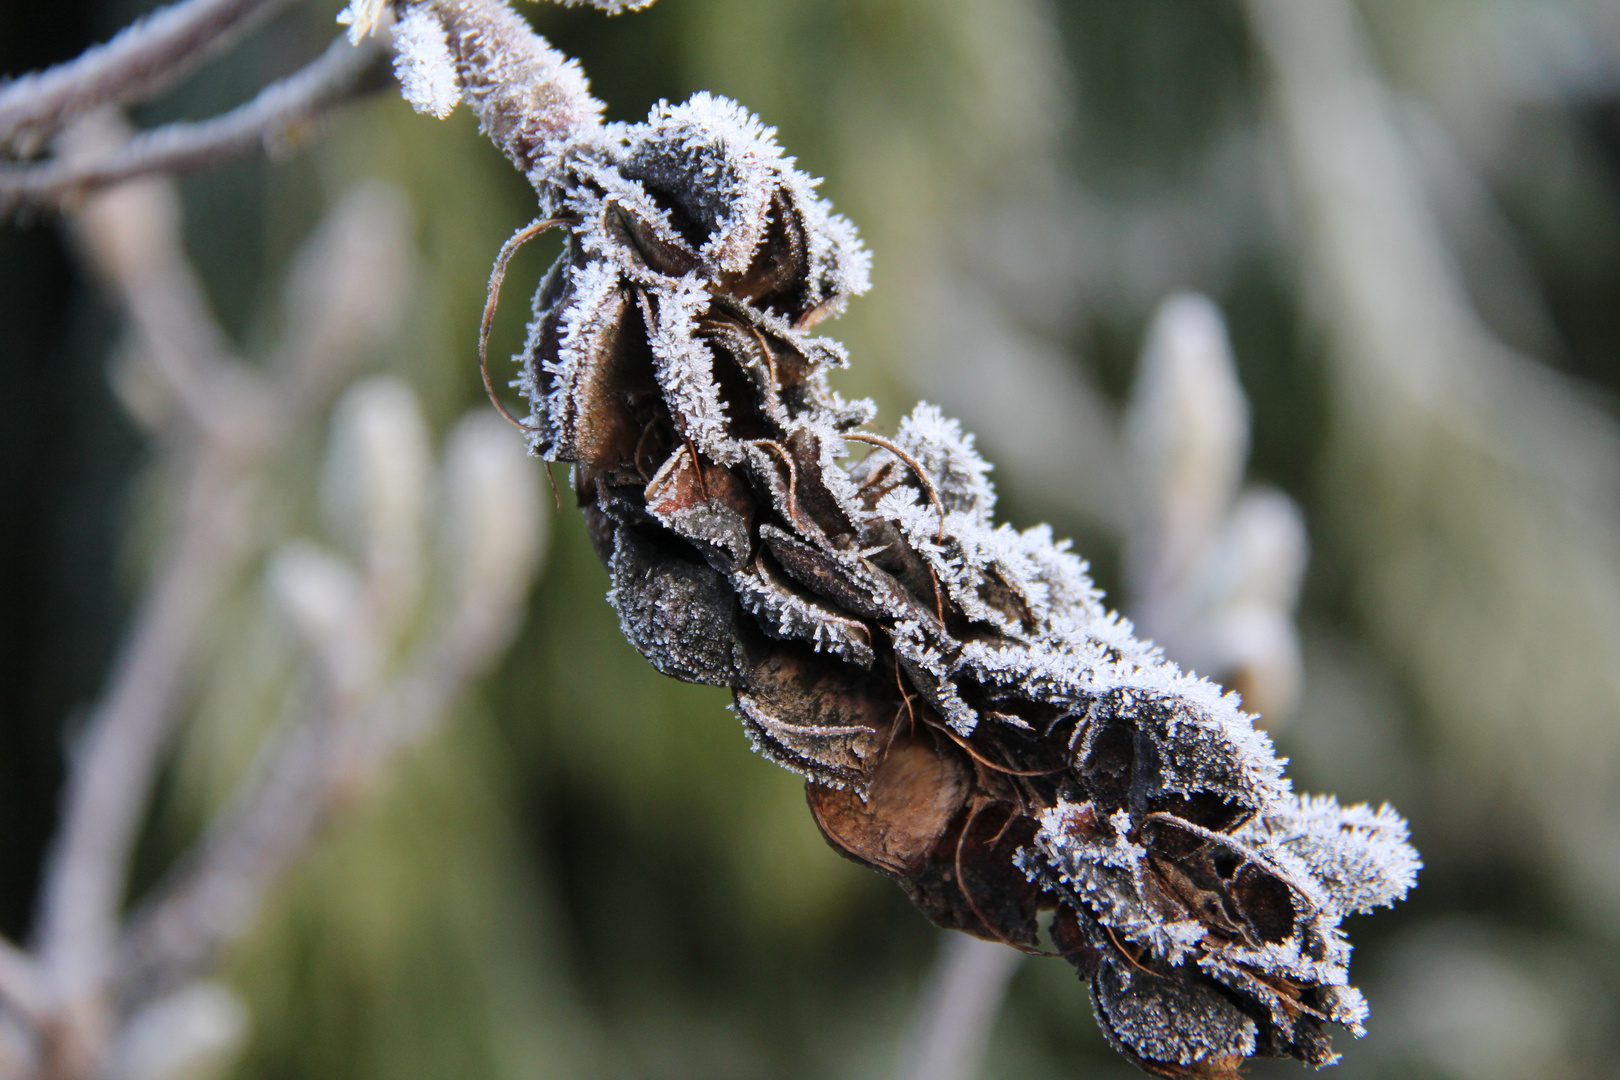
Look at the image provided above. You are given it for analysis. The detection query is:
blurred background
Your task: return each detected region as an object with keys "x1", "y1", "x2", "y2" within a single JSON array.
[{"x1": 5, "y1": 1, "x2": 1620, "y2": 1078}]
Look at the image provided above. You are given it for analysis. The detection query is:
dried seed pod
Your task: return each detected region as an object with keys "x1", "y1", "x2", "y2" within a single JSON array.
[{"x1": 388, "y1": 3, "x2": 1420, "y2": 1074}]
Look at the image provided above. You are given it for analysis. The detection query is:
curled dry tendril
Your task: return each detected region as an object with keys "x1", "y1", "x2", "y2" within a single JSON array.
[{"x1": 479, "y1": 216, "x2": 566, "y2": 433}]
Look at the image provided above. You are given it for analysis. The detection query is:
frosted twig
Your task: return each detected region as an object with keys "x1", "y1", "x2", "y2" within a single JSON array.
[
  {"x1": 32, "y1": 164, "x2": 260, "y2": 1048},
  {"x1": 112, "y1": 690, "x2": 338, "y2": 1006},
  {"x1": 403, "y1": 0, "x2": 605, "y2": 175},
  {"x1": 0, "y1": 36, "x2": 388, "y2": 211},
  {"x1": 29, "y1": 148, "x2": 408, "y2": 1080},
  {"x1": 0, "y1": 0, "x2": 297, "y2": 157},
  {"x1": 892, "y1": 935, "x2": 1021, "y2": 1080}
]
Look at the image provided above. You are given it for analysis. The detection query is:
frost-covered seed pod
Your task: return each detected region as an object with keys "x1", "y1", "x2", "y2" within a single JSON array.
[{"x1": 369, "y1": 2, "x2": 1421, "y2": 1075}]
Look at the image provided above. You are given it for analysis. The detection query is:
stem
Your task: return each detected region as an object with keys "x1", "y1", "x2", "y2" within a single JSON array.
[{"x1": 422, "y1": 0, "x2": 605, "y2": 175}]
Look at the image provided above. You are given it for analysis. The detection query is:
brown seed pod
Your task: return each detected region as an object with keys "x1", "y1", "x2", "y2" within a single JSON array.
[{"x1": 388, "y1": 3, "x2": 1420, "y2": 1074}]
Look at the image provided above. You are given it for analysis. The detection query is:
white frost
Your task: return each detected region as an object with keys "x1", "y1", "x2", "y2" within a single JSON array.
[{"x1": 393, "y1": 5, "x2": 462, "y2": 119}]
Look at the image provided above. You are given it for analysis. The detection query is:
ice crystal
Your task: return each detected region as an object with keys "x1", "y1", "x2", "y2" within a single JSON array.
[
  {"x1": 385, "y1": 2, "x2": 1420, "y2": 1075},
  {"x1": 393, "y1": 4, "x2": 461, "y2": 118},
  {"x1": 1239, "y1": 795, "x2": 1421, "y2": 920},
  {"x1": 892, "y1": 403, "x2": 996, "y2": 520}
]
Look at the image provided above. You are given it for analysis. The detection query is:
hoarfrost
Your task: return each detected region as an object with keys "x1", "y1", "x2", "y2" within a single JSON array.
[
  {"x1": 624, "y1": 94, "x2": 782, "y2": 273},
  {"x1": 895, "y1": 403, "x2": 996, "y2": 521},
  {"x1": 1241, "y1": 794, "x2": 1421, "y2": 919},
  {"x1": 731, "y1": 562, "x2": 877, "y2": 668},
  {"x1": 643, "y1": 278, "x2": 736, "y2": 461},
  {"x1": 392, "y1": 5, "x2": 461, "y2": 118},
  {"x1": 554, "y1": 0, "x2": 660, "y2": 10}
]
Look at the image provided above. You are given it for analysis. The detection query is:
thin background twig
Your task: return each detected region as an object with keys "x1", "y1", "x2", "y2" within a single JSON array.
[
  {"x1": 0, "y1": 35, "x2": 388, "y2": 210},
  {"x1": 893, "y1": 935, "x2": 1022, "y2": 1080},
  {"x1": 0, "y1": 0, "x2": 299, "y2": 157},
  {"x1": 30, "y1": 158, "x2": 272, "y2": 1067}
]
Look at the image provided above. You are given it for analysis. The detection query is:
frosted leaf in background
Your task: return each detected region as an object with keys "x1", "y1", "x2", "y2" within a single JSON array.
[
  {"x1": 1123, "y1": 293, "x2": 1308, "y2": 722},
  {"x1": 268, "y1": 375, "x2": 544, "y2": 714},
  {"x1": 272, "y1": 185, "x2": 413, "y2": 395},
  {"x1": 320, "y1": 377, "x2": 432, "y2": 643},
  {"x1": 100, "y1": 983, "x2": 247, "y2": 1080},
  {"x1": 266, "y1": 540, "x2": 375, "y2": 696},
  {"x1": 1189, "y1": 489, "x2": 1308, "y2": 719},
  {"x1": 438, "y1": 411, "x2": 548, "y2": 653},
  {"x1": 1124, "y1": 293, "x2": 1250, "y2": 597},
  {"x1": 1200, "y1": 490, "x2": 1307, "y2": 617}
]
